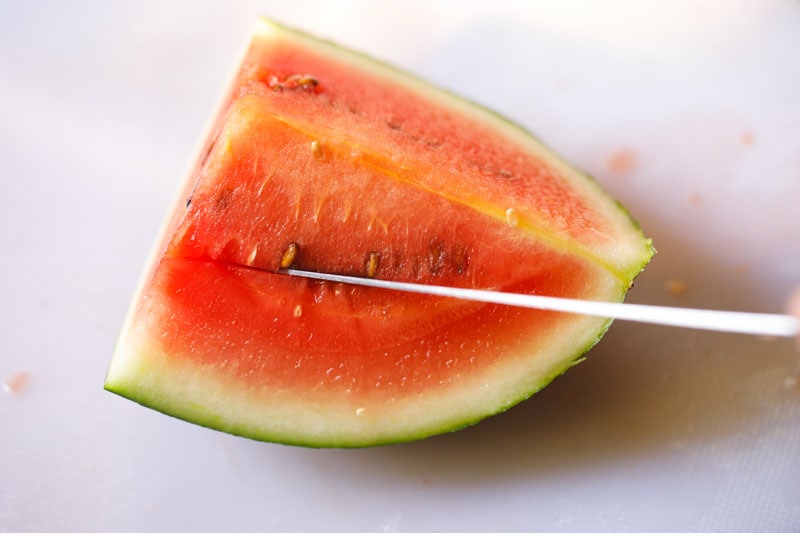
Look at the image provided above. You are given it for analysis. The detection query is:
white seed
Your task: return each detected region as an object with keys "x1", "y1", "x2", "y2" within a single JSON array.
[
  {"x1": 310, "y1": 140, "x2": 324, "y2": 160},
  {"x1": 293, "y1": 304, "x2": 303, "y2": 318},
  {"x1": 246, "y1": 245, "x2": 258, "y2": 265},
  {"x1": 355, "y1": 407, "x2": 366, "y2": 416},
  {"x1": 257, "y1": 179, "x2": 269, "y2": 197},
  {"x1": 505, "y1": 208, "x2": 519, "y2": 227}
]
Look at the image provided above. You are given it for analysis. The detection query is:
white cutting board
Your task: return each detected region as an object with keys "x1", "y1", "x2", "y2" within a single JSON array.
[{"x1": 2, "y1": 1, "x2": 799, "y2": 531}]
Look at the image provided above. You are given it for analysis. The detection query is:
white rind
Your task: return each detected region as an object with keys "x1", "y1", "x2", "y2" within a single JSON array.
[{"x1": 106, "y1": 272, "x2": 619, "y2": 447}]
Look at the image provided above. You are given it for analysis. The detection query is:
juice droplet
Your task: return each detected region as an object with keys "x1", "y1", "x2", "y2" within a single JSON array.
[
  {"x1": 665, "y1": 279, "x2": 687, "y2": 296},
  {"x1": 2, "y1": 372, "x2": 29, "y2": 395},
  {"x1": 607, "y1": 148, "x2": 637, "y2": 175}
]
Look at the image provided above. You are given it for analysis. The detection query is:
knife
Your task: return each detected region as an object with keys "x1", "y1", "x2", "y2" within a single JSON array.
[{"x1": 281, "y1": 268, "x2": 800, "y2": 339}]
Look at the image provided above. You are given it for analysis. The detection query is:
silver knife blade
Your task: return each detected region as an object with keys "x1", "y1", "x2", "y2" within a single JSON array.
[{"x1": 281, "y1": 268, "x2": 799, "y2": 339}]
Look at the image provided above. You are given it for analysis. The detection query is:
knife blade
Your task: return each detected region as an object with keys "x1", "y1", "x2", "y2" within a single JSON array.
[{"x1": 280, "y1": 268, "x2": 800, "y2": 339}]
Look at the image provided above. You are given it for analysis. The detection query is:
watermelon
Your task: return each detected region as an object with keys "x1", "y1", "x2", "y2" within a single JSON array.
[{"x1": 106, "y1": 18, "x2": 653, "y2": 447}]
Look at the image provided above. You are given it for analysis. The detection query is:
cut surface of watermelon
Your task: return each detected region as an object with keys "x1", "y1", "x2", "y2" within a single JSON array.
[{"x1": 106, "y1": 18, "x2": 653, "y2": 447}]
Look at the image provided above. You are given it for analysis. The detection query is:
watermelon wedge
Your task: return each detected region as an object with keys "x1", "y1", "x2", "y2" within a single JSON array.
[{"x1": 106, "y1": 18, "x2": 653, "y2": 447}]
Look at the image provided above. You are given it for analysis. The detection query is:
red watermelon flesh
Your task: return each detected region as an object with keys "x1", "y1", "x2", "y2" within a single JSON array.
[{"x1": 106, "y1": 19, "x2": 653, "y2": 447}]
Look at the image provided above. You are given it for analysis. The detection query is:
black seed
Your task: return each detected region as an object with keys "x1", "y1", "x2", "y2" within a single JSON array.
[
  {"x1": 452, "y1": 244, "x2": 469, "y2": 274},
  {"x1": 216, "y1": 189, "x2": 233, "y2": 209},
  {"x1": 428, "y1": 241, "x2": 447, "y2": 274}
]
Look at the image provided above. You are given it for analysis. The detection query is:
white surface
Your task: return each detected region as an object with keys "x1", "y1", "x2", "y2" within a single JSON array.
[{"x1": 2, "y1": 1, "x2": 799, "y2": 532}]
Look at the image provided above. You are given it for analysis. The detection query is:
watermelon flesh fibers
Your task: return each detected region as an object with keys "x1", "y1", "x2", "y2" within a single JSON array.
[{"x1": 106, "y1": 18, "x2": 653, "y2": 447}]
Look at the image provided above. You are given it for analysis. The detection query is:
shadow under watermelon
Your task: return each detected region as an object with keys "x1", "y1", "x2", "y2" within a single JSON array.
[{"x1": 331, "y1": 205, "x2": 799, "y2": 487}]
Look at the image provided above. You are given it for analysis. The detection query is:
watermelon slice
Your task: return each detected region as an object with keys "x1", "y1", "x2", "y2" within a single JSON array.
[{"x1": 106, "y1": 18, "x2": 653, "y2": 447}]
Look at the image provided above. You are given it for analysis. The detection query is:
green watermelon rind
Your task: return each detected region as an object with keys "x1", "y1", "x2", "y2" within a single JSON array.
[
  {"x1": 107, "y1": 317, "x2": 610, "y2": 448},
  {"x1": 106, "y1": 310, "x2": 619, "y2": 448}
]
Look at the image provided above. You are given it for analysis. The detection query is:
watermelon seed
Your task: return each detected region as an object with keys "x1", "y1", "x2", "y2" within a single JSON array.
[
  {"x1": 246, "y1": 245, "x2": 258, "y2": 265},
  {"x1": 342, "y1": 199, "x2": 352, "y2": 222},
  {"x1": 216, "y1": 189, "x2": 233, "y2": 209},
  {"x1": 355, "y1": 407, "x2": 366, "y2": 416},
  {"x1": 428, "y1": 242, "x2": 447, "y2": 274},
  {"x1": 498, "y1": 169, "x2": 513, "y2": 178},
  {"x1": 286, "y1": 74, "x2": 319, "y2": 90},
  {"x1": 366, "y1": 214, "x2": 388, "y2": 233},
  {"x1": 452, "y1": 244, "x2": 469, "y2": 274},
  {"x1": 505, "y1": 208, "x2": 519, "y2": 227},
  {"x1": 310, "y1": 140, "x2": 324, "y2": 160},
  {"x1": 312, "y1": 283, "x2": 326, "y2": 303},
  {"x1": 267, "y1": 74, "x2": 282, "y2": 91},
  {"x1": 257, "y1": 178, "x2": 269, "y2": 197},
  {"x1": 268, "y1": 73, "x2": 319, "y2": 92},
  {"x1": 366, "y1": 252, "x2": 380, "y2": 278},
  {"x1": 293, "y1": 304, "x2": 303, "y2": 318},
  {"x1": 312, "y1": 196, "x2": 325, "y2": 223},
  {"x1": 280, "y1": 242, "x2": 298, "y2": 269}
]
